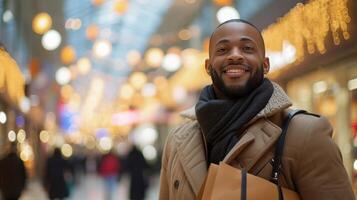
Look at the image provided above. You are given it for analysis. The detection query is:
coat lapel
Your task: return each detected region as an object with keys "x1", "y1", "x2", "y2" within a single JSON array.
[
  {"x1": 223, "y1": 119, "x2": 282, "y2": 172},
  {"x1": 176, "y1": 125, "x2": 207, "y2": 196}
]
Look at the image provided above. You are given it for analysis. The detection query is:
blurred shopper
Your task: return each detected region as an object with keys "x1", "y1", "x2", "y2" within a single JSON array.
[
  {"x1": 44, "y1": 148, "x2": 70, "y2": 200},
  {"x1": 0, "y1": 142, "x2": 27, "y2": 200},
  {"x1": 126, "y1": 145, "x2": 149, "y2": 200},
  {"x1": 159, "y1": 19, "x2": 354, "y2": 200},
  {"x1": 99, "y1": 151, "x2": 120, "y2": 200}
]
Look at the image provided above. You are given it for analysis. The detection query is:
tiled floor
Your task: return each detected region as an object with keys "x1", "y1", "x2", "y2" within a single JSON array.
[{"x1": 17, "y1": 173, "x2": 159, "y2": 200}]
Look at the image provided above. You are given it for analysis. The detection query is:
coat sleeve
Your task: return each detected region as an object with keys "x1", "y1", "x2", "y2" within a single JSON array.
[
  {"x1": 159, "y1": 130, "x2": 174, "y2": 200},
  {"x1": 295, "y1": 116, "x2": 355, "y2": 200}
]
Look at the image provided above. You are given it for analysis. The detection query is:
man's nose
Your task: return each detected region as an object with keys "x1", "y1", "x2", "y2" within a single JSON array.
[{"x1": 227, "y1": 48, "x2": 243, "y2": 62}]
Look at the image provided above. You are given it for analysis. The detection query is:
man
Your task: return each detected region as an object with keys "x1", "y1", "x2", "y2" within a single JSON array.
[
  {"x1": 0, "y1": 142, "x2": 27, "y2": 200},
  {"x1": 159, "y1": 19, "x2": 354, "y2": 200}
]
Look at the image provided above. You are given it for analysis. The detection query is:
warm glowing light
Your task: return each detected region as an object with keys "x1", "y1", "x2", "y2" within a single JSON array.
[
  {"x1": 178, "y1": 29, "x2": 192, "y2": 41},
  {"x1": 99, "y1": 137, "x2": 113, "y2": 151},
  {"x1": 141, "y1": 83, "x2": 156, "y2": 97},
  {"x1": 114, "y1": 0, "x2": 129, "y2": 14},
  {"x1": 162, "y1": 53, "x2": 181, "y2": 72},
  {"x1": 86, "y1": 24, "x2": 99, "y2": 40},
  {"x1": 313, "y1": 81, "x2": 328, "y2": 94},
  {"x1": 19, "y1": 97, "x2": 30, "y2": 113},
  {"x1": 93, "y1": 39, "x2": 112, "y2": 58},
  {"x1": 56, "y1": 67, "x2": 71, "y2": 85},
  {"x1": 60, "y1": 85, "x2": 73, "y2": 100},
  {"x1": 120, "y1": 84, "x2": 135, "y2": 100},
  {"x1": 20, "y1": 143, "x2": 34, "y2": 162},
  {"x1": 145, "y1": 48, "x2": 164, "y2": 67},
  {"x1": 0, "y1": 111, "x2": 6, "y2": 124},
  {"x1": 40, "y1": 130, "x2": 50, "y2": 143},
  {"x1": 60, "y1": 46, "x2": 76, "y2": 64},
  {"x1": 181, "y1": 48, "x2": 200, "y2": 68},
  {"x1": 216, "y1": 6, "x2": 240, "y2": 23},
  {"x1": 65, "y1": 18, "x2": 82, "y2": 30},
  {"x1": 8, "y1": 130, "x2": 16, "y2": 142},
  {"x1": 42, "y1": 30, "x2": 61, "y2": 51},
  {"x1": 213, "y1": 0, "x2": 232, "y2": 6},
  {"x1": 267, "y1": 41, "x2": 297, "y2": 71},
  {"x1": 127, "y1": 50, "x2": 142, "y2": 66},
  {"x1": 61, "y1": 144, "x2": 73, "y2": 157},
  {"x1": 132, "y1": 124, "x2": 158, "y2": 147},
  {"x1": 32, "y1": 12, "x2": 52, "y2": 35},
  {"x1": 173, "y1": 86, "x2": 188, "y2": 104},
  {"x1": 348, "y1": 78, "x2": 357, "y2": 91},
  {"x1": 143, "y1": 145, "x2": 157, "y2": 160},
  {"x1": 92, "y1": 0, "x2": 105, "y2": 6},
  {"x1": 77, "y1": 57, "x2": 92, "y2": 74},
  {"x1": 129, "y1": 72, "x2": 147, "y2": 90},
  {"x1": 17, "y1": 129, "x2": 26, "y2": 144},
  {"x1": 262, "y1": 0, "x2": 351, "y2": 67}
]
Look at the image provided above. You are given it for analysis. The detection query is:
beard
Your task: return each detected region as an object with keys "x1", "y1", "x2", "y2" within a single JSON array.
[{"x1": 209, "y1": 65, "x2": 264, "y2": 99}]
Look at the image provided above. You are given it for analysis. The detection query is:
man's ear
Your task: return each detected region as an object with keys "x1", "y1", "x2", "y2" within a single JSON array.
[
  {"x1": 205, "y1": 59, "x2": 211, "y2": 76},
  {"x1": 263, "y1": 57, "x2": 270, "y2": 74}
]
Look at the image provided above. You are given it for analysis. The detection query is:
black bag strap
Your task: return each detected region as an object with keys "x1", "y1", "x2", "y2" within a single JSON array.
[
  {"x1": 271, "y1": 109, "x2": 307, "y2": 200},
  {"x1": 241, "y1": 168, "x2": 247, "y2": 200}
]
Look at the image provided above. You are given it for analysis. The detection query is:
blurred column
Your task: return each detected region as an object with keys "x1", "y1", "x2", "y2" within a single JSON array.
[{"x1": 335, "y1": 70, "x2": 353, "y2": 178}]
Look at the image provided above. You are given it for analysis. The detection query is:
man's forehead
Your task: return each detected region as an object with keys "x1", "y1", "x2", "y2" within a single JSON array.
[{"x1": 211, "y1": 22, "x2": 261, "y2": 42}]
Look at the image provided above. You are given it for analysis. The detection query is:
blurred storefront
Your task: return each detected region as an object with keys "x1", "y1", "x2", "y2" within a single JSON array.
[{"x1": 265, "y1": 0, "x2": 357, "y2": 187}]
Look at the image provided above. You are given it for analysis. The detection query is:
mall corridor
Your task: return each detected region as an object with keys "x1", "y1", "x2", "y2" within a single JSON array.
[{"x1": 20, "y1": 174, "x2": 159, "y2": 200}]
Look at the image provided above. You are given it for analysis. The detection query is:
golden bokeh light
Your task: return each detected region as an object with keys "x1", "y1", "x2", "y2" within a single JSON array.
[
  {"x1": 60, "y1": 46, "x2": 76, "y2": 64},
  {"x1": 129, "y1": 72, "x2": 147, "y2": 90},
  {"x1": 213, "y1": 0, "x2": 232, "y2": 6},
  {"x1": 86, "y1": 24, "x2": 100, "y2": 40},
  {"x1": 114, "y1": 0, "x2": 129, "y2": 14},
  {"x1": 119, "y1": 83, "x2": 135, "y2": 100},
  {"x1": 32, "y1": 12, "x2": 52, "y2": 35},
  {"x1": 39, "y1": 130, "x2": 50, "y2": 143},
  {"x1": 145, "y1": 48, "x2": 164, "y2": 68},
  {"x1": 77, "y1": 57, "x2": 92, "y2": 75}
]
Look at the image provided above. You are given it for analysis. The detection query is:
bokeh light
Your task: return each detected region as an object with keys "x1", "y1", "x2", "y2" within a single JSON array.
[
  {"x1": 0, "y1": 111, "x2": 7, "y2": 124},
  {"x1": 39, "y1": 130, "x2": 50, "y2": 143},
  {"x1": 61, "y1": 143, "x2": 73, "y2": 157},
  {"x1": 56, "y1": 67, "x2": 72, "y2": 85},
  {"x1": 32, "y1": 12, "x2": 52, "y2": 34},
  {"x1": 216, "y1": 6, "x2": 240, "y2": 23},
  {"x1": 8, "y1": 130, "x2": 16, "y2": 142},
  {"x1": 145, "y1": 48, "x2": 164, "y2": 68},
  {"x1": 93, "y1": 39, "x2": 112, "y2": 58},
  {"x1": 41, "y1": 30, "x2": 61, "y2": 50}
]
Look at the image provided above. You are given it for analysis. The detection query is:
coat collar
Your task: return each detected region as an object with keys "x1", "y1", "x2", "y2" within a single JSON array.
[
  {"x1": 180, "y1": 82, "x2": 292, "y2": 120},
  {"x1": 176, "y1": 81, "x2": 292, "y2": 196}
]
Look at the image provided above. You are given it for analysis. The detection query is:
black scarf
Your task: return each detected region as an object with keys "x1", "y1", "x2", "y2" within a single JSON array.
[{"x1": 195, "y1": 78, "x2": 274, "y2": 164}]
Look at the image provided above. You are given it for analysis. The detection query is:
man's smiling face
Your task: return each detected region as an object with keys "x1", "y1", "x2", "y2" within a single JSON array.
[{"x1": 206, "y1": 21, "x2": 270, "y2": 99}]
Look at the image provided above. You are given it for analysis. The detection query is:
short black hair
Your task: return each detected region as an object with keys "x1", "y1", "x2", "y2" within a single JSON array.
[{"x1": 211, "y1": 19, "x2": 266, "y2": 56}]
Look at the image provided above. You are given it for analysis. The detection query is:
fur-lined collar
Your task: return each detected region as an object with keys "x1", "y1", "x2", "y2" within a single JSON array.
[{"x1": 180, "y1": 82, "x2": 292, "y2": 120}]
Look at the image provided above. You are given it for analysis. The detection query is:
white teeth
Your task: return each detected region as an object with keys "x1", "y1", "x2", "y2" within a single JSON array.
[{"x1": 226, "y1": 69, "x2": 245, "y2": 73}]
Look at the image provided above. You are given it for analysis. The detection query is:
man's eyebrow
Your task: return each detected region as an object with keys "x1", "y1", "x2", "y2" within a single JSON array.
[
  {"x1": 240, "y1": 37, "x2": 258, "y2": 45},
  {"x1": 214, "y1": 39, "x2": 230, "y2": 47}
]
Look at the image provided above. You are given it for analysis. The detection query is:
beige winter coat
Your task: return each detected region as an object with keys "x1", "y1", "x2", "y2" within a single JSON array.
[{"x1": 159, "y1": 83, "x2": 355, "y2": 200}]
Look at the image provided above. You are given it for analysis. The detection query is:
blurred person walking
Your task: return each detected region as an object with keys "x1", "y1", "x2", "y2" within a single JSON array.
[
  {"x1": 44, "y1": 148, "x2": 71, "y2": 200},
  {"x1": 159, "y1": 19, "x2": 354, "y2": 200},
  {"x1": 0, "y1": 142, "x2": 27, "y2": 200},
  {"x1": 99, "y1": 151, "x2": 120, "y2": 200},
  {"x1": 126, "y1": 145, "x2": 149, "y2": 200}
]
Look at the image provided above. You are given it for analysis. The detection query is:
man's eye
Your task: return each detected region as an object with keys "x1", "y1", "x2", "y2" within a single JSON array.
[
  {"x1": 217, "y1": 48, "x2": 226, "y2": 52},
  {"x1": 243, "y1": 46, "x2": 254, "y2": 51}
]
